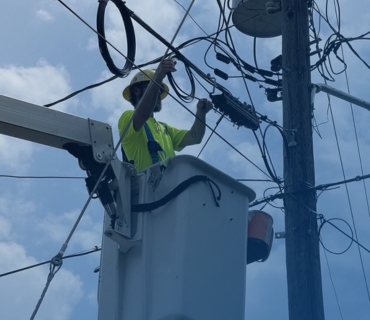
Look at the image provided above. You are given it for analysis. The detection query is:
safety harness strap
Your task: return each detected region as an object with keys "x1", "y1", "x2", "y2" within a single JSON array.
[
  {"x1": 144, "y1": 122, "x2": 166, "y2": 164},
  {"x1": 121, "y1": 121, "x2": 168, "y2": 166}
]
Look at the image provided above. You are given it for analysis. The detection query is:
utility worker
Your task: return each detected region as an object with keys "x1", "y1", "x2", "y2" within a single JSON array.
[{"x1": 118, "y1": 59, "x2": 213, "y2": 172}]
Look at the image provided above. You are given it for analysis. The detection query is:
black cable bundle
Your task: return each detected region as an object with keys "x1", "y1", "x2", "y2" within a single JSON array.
[
  {"x1": 96, "y1": 0, "x2": 136, "y2": 77},
  {"x1": 166, "y1": 57, "x2": 196, "y2": 103}
]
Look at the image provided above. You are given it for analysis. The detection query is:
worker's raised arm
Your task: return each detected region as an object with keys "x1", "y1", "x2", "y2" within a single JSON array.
[
  {"x1": 132, "y1": 59, "x2": 176, "y2": 131},
  {"x1": 179, "y1": 98, "x2": 213, "y2": 148}
]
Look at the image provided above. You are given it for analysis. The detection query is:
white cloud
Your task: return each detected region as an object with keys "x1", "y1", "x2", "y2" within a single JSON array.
[
  {"x1": 37, "y1": 209, "x2": 102, "y2": 250},
  {"x1": 0, "y1": 136, "x2": 34, "y2": 172},
  {"x1": 0, "y1": 194, "x2": 36, "y2": 219},
  {"x1": 0, "y1": 241, "x2": 83, "y2": 320},
  {"x1": 0, "y1": 216, "x2": 11, "y2": 239},
  {"x1": 36, "y1": 9, "x2": 54, "y2": 22},
  {"x1": 0, "y1": 59, "x2": 74, "y2": 112}
]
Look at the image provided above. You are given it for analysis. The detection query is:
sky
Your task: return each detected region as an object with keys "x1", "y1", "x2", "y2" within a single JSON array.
[{"x1": 1, "y1": 0, "x2": 370, "y2": 319}]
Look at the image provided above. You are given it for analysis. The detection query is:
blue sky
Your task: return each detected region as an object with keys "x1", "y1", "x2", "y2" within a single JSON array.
[{"x1": 1, "y1": 0, "x2": 370, "y2": 319}]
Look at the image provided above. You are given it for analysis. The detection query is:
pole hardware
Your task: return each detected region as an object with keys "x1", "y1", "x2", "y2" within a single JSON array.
[{"x1": 275, "y1": 231, "x2": 286, "y2": 239}]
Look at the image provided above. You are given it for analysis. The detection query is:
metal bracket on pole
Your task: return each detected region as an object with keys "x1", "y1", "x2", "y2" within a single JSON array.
[{"x1": 313, "y1": 83, "x2": 370, "y2": 112}]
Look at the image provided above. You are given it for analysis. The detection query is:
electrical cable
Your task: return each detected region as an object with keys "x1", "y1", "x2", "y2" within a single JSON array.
[
  {"x1": 322, "y1": 247, "x2": 345, "y2": 320},
  {"x1": 30, "y1": 263, "x2": 61, "y2": 320},
  {"x1": 319, "y1": 216, "x2": 370, "y2": 255},
  {"x1": 56, "y1": 0, "x2": 133, "y2": 75},
  {"x1": 173, "y1": 0, "x2": 209, "y2": 36},
  {"x1": 30, "y1": 2, "x2": 197, "y2": 319},
  {"x1": 315, "y1": 0, "x2": 370, "y2": 302},
  {"x1": 236, "y1": 179, "x2": 274, "y2": 183},
  {"x1": 109, "y1": 4, "x2": 275, "y2": 179},
  {"x1": 318, "y1": 218, "x2": 354, "y2": 255},
  {"x1": 17, "y1": 1, "x2": 370, "y2": 317},
  {"x1": 249, "y1": 171, "x2": 370, "y2": 208},
  {"x1": 44, "y1": 75, "x2": 117, "y2": 108},
  {"x1": 166, "y1": 58, "x2": 196, "y2": 103},
  {"x1": 337, "y1": 41, "x2": 370, "y2": 219},
  {"x1": 0, "y1": 174, "x2": 84, "y2": 179},
  {"x1": 218, "y1": 0, "x2": 256, "y2": 108},
  {"x1": 327, "y1": 91, "x2": 370, "y2": 301},
  {"x1": 0, "y1": 247, "x2": 101, "y2": 278},
  {"x1": 197, "y1": 113, "x2": 224, "y2": 158},
  {"x1": 44, "y1": 3, "x2": 279, "y2": 110},
  {"x1": 96, "y1": 0, "x2": 136, "y2": 77},
  {"x1": 51, "y1": 0, "x2": 277, "y2": 185}
]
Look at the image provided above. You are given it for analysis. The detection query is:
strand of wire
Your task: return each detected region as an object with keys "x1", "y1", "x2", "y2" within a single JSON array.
[
  {"x1": 327, "y1": 95, "x2": 370, "y2": 300},
  {"x1": 43, "y1": 12, "x2": 279, "y2": 108},
  {"x1": 45, "y1": 0, "x2": 196, "y2": 263},
  {"x1": 331, "y1": 1, "x2": 370, "y2": 300},
  {"x1": 29, "y1": 3, "x2": 198, "y2": 319},
  {"x1": 319, "y1": 217, "x2": 370, "y2": 255},
  {"x1": 0, "y1": 247, "x2": 101, "y2": 278},
  {"x1": 311, "y1": 2, "x2": 370, "y2": 79},
  {"x1": 114, "y1": 0, "x2": 198, "y2": 147},
  {"x1": 0, "y1": 174, "x2": 84, "y2": 179},
  {"x1": 30, "y1": 264, "x2": 61, "y2": 320},
  {"x1": 65, "y1": 1, "x2": 271, "y2": 178},
  {"x1": 197, "y1": 113, "x2": 224, "y2": 158},
  {"x1": 249, "y1": 171, "x2": 370, "y2": 207},
  {"x1": 338, "y1": 40, "x2": 370, "y2": 219},
  {"x1": 49, "y1": 0, "x2": 276, "y2": 182},
  {"x1": 322, "y1": 248, "x2": 344, "y2": 320}
]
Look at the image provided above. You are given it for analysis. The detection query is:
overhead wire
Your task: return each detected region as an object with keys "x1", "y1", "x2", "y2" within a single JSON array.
[
  {"x1": 44, "y1": 0, "x2": 273, "y2": 180},
  {"x1": 216, "y1": 0, "x2": 256, "y2": 107},
  {"x1": 197, "y1": 113, "x2": 224, "y2": 158},
  {"x1": 6, "y1": 1, "x2": 370, "y2": 318},
  {"x1": 0, "y1": 247, "x2": 101, "y2": 279},
  {"x1": 319, "y1": 216, "x2": 370, "y2": 255},
  {"x1": 44, "y1": 5, "x2": 280, "y2": 108},
  {"x1": 30, "y1": 1, "x2": 199, "y2": 318},
  {"x1": 313, "y1": 1, "x2": 370, "y2": 308},
  {"x1": 337, "y1": 39, "x2": 370, "y2": 219},
  {"x1": 26, "y1": 2, "x2": 370, "y2": 318},
  {"x1": 322, "y1": 248, "x2": 345, "y2": 320},
  {"x1": 0, "y1": 174, "x2": 85, "y2": 179},
  {"x1": 317, "y1": 0, "x2": 370, "y2": 303},
  {"x1": 173, "y1": 0, "x2": 209, "y2": 35},
  {"x1": 327, "y1": 76, "x2": 370, "y2": 301}
]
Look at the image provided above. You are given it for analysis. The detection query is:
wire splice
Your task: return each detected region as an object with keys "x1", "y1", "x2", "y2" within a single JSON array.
[{"x1": 210, "y1": 92, "x2": 259, "y2": 130}]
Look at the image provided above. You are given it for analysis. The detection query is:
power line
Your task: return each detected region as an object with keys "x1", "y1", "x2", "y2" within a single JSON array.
[
  {"x1": 48, "y1": 0, "x2": 273, "y2": 179},
  {"x1": 0, "y1": 174, "x2": 84, "y2": 179},
  {"x1": 0, "y1": 246, "x2": 101, "y2": 278},
  {"x1": 319, "y1": 217, "x2": 370, "y2": 255},
  {"x1": 328, "y1": 96, "x2": 370, "y2": 301},
  {"x1": 322, "y1": 248, "x2": 345, "y2": 320},
  {"x1": 30, "y1": 2, "x2": 199, "y2": 319},
  {"x1": 323, "y1": 0, "x2": 370, "y2": 303}
]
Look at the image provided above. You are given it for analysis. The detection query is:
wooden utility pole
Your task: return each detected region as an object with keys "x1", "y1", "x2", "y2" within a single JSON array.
[{"x1": 281, "y1": 0, "x2": 325, "y2": 319}]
